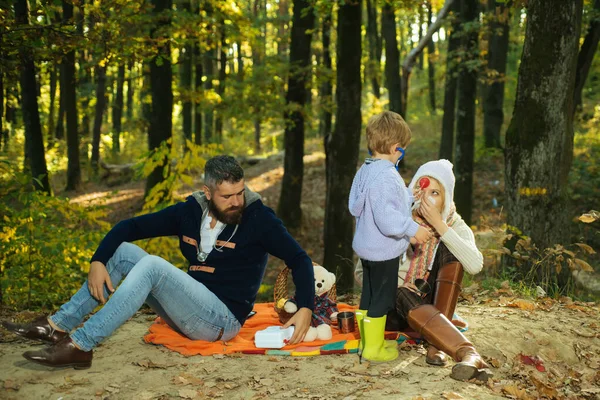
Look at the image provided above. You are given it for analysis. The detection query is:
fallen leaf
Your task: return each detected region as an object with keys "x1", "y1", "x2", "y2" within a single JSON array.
[
  {"x1": 573, "y1": 258, "x2": 594, "y2": 272},
  {"x1": 489, "y1": 357, "x2": 502, "y2": 368},
  {"x1": 212, "y1": 354, "x2": 225, "y2": 359},
  {"x1": 507, "y1": 299, "x2": 536, "y2": 311},
  {"x1": 442, "y1": 392, "x2": 463, "y2": 399},
  {"x1": 530, "y1": 375, "x2": 558, "y2": 398},
  {"x1": 519, "y1": 354, "x2": 546, "y2": 372},
  {"x1": 4, "y1": 379, "x2": 20, "y2": 391},
  {"x1": 178, "y1": 388, "x2": 199, "y2": 399},
  {"x1": 578, "y1": 211, "x2": 599, "y2": 223},
  {"x1": 133, "y1": 359, "x2": 170, "y2": 369},
  {"x1": 502, "y1": 385, "x2": 531, "y2": 400},
  {"x1": 574, "y1": 243, "x2": 596, "y2": 254}
]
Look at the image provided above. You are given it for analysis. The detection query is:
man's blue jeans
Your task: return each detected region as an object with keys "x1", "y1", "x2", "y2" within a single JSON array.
[{"x1": 49, "y1": 243, "x2": 241, "y2": 351}]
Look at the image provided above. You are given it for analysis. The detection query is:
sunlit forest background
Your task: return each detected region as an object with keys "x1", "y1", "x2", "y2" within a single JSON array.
[{"x1": 0, "y1": 0, "x2": 599, "y2": 310}]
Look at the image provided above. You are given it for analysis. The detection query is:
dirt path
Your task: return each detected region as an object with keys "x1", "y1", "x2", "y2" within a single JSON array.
[{"x1": 1, "y1": 297, "x2": 598, "y2": 400}]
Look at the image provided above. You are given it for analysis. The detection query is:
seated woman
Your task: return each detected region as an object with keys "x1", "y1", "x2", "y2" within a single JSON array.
[{"x1": 355, "y1": 159, "x2": 492, "y2": 382}]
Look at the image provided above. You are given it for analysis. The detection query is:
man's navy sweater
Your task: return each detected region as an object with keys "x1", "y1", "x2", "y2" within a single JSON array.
[{"x1": 91, "y1": 189, "x2": 315, "y2": 325}]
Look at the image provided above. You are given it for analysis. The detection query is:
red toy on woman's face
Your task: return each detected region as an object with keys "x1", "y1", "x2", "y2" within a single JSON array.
[{"x1": 419, "y1": 177, "x2": 430, "y2": 189}]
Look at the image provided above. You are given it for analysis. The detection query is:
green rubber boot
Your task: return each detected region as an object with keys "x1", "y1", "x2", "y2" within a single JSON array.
[
  {"x1": 356, "y1": 310, "x2": 396, "y2": 357},
  {"x1": 362, "y1": 315, "x2": 399, "y2": 363}
]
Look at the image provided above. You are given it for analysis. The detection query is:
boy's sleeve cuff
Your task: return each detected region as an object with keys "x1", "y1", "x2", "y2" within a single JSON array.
[{"x1": 407, "y1": 220, "x2": 420, "y2": 238}]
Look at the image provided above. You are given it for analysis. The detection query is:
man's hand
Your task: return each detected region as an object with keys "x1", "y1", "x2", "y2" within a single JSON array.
[
  {"x1": 282, "y1": 307, "x2": 312, "y2": 344},
  {"x1": 88, "y1": 261, "x2": 114, "y2": 304}
]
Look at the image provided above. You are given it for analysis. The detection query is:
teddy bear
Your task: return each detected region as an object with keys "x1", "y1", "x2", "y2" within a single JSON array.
[{"x1": 283, "y1": 263, "x2": 339, "y2": 342}]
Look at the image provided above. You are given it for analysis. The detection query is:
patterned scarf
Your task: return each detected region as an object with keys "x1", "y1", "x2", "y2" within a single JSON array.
[{"x1": 404, "y1": 203, "x2": 458, "y2": 285}]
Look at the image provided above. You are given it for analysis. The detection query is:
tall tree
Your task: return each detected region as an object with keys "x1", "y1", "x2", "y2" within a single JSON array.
[
  {"x1": 146, "y1": 0, "x2": 173, "y2": 196},
  {"x1": 278, "y1": 0, "x2": 315, "y2": 229},
  {"x1": 126, "y1": 60, "x2": 135, "y2": 120},
  {"x1": 323, "y1": 0, "x2": 362, "y2": 293},
  {"x1": 91, "y1": 65, "x2": 107, "y2": 173},
  {"x1": 203, "y1": 4, "x2": 215, "y2": 144},
  {"x1": 47, "y1": 64, "x2": 58, "y2": 140},
  {"x1": 112, "y1": 64, "x2": 125, "y2": 153},
  {"x1": 426, "y1": 1, "x2": 436, "y2": 111},
  {"x1": 319, "y1": 7, "x2": 333, "y2": 140},
  {"x1": 278, "y1": 0, "x2": 289, "y2": 59},
  {"x1": 454, "y1": 0, "x2": 479, "y2": 225},
  {"x1": 573, "y1": 0, "x2": 600, "y2": 113},
  {"x1": 62, "y1": 0, "x2": 81, "y2": 191},
  {"x1": 194, "y1": 40, "x2": 203, "y2": 145},
  {"x1": 439, "y1": 0, "x2": 461, "y2": 160},
  {"x1": 15, "y1": 0, "x2": 51, "y2": 194},
  {"x1": 365, "y1": 0, "x2": 382, "y2": 98},
  {"x1": 505, "y1": 0, "x2": 583, "y2": 288},
  {"x1": 251, "y1": 0, "x2": 266, "y2": 152},
  {"x1": 382, "y1": 3, "x2": 402, "y2": 115},
  {"x1": 54, "y1": 67, "x2": 65, "y2": 140},
  {"x1": 482, "y1": 0, "x2": 510, "y2": 148}
]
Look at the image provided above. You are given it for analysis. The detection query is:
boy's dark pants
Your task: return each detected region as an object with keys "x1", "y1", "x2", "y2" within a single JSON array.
[{"x1": 359, "y1": 257, "x2": 400, "y2": 317}]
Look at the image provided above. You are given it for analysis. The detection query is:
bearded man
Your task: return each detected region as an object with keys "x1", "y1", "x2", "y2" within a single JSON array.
[{"x1": 3, "y1": 155, "x2": 315, "y2": 369}]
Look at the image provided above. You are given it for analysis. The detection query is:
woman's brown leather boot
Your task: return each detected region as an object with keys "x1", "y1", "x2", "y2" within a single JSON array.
[
  {"x1": 407, "y1": 304, "x2": 493, "y2": 382},
  {"x1": 427, "y1": 261, "x2": 464, "y2": 366}
]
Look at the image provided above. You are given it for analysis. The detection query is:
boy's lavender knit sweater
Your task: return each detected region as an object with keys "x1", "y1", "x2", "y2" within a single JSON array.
[{"x1": 349, "y1": 159, "x2": 420, "y2": 262}]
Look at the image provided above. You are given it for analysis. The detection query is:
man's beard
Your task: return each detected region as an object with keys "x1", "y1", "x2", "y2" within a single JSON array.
[{"x1": 208, "y1": 199, "x2": 244, "y2": 225}]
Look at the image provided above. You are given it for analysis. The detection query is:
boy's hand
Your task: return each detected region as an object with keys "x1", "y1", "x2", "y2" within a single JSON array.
[{"x1": 414, "y1": 226, "x2": 431, "y2": 244}]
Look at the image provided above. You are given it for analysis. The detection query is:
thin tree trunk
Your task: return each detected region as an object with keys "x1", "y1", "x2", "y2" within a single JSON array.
[
  {"x1": 323, "y1": 0, "x2": 362, "y2": 293},
  {"x1": 505, "y1": 0, "x2": 583, "y2": 290},
  {"x1": 180, "y1": 0, "x2": 193, "y2": 149},
  {"x1": 126, "y1": 59, "x2": 134, "y2": 120},
  {"x1": 63, "y1": 0, "x2": 81, "y2": 191},
  {"x1": 439, "y1": 0, "x2": 461, "y2": 160},
  {"x1": 91, "y1": 65, "x2": 106, "y2": 173},
  {"x1": 418, "y1": 4, "x2": 424, "y2": 70},
  {"x1": 319, "y1": 8, "x2": 333, "y2": 140},
  {"x1": 482, "y1": 0, "x2": 509, "y2": 148},
  {"x1": 573, "y1": 0, "x2": 600, "y2": 114},
  {"x1": 146, "y1": 0, "x2": 173, "y2": 198},
  {"x1": 237, "y1": 40, "x2": 244, "y2": 80},
  {"x1": 112, "y1": 64, "x2": 125, "y2": 153},
  {"x1": 278, "y1": 0, "x2": 315, "y2": 229},
  {"x1": 194, "y1": 40, "x2": 203, "y2": 145},
  {"x1": 454, "y1": 0, "x2": 478, "y2": 225},
  {"x1": 48, "y1": 64, "x2": 57, "y2": 140},
  {"x1": 382, "y1": 3, "x2": 402, "y2": 115},
  {"x1": 366, "y1": 0, "x2": 381, "y2": 98},
  {"x1": 15, "y1": 0, "x2": 51, "y2": 194},
  {"x1": 55, "y1": 66, "x2": 65, "y2": 140},
  {"x1": 427, "y1": 1, "x2": 436, "y2": 111},
  {"x1": 278, "y1": 0, "x2": 289, "y2": 59},
  {"x1": 215, "y1": 20, "x2": 227, "y2": 143}
]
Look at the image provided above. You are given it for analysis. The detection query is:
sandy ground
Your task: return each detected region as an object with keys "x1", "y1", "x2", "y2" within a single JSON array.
[{"x1": 1, "y1": 296, "x2": 599, "y2": 400}]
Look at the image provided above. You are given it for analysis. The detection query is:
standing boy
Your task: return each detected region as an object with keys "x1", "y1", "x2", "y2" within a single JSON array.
[{"x1": 349, "y1": 111, "x2": 430, "y2": 363}]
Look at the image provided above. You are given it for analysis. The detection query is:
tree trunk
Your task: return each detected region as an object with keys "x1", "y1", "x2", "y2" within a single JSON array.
[
  {"x1": 112, "y1": 64, "x2": 125, "y2": 153},
  {"x1": 180, "y1": 0, "x2": 192, "y2": 149},
  {"x1": 63, "y1": 0, "x2": 81, "y2": 191},
  {"x1": 278, "y1": 0, "x2": 289, "y2": 59},
  {"x1": 505, "y1": 0, "x2": 583, "y2": 289},
  {"x1": 91, "y1": 65, "x2": 107, "y2": 173},
  {"x1": 126, "y1": 59, "x2": 135, "y2": 120},
  {"x1": 366, "y1": 0, "x2": 381, "y2": 98},
  {"x1": 482, "y1": 0, "x2": 509, "y2": 148},
  {"x1": 278, "y1": 0, "x2": 315, "y2": 229},
  {"x1": 146, "y1": 0, "x2": 173, "y2": 197},
  {"x1": 323, "y1": 0, "x2": 362, "y2": 293},
  {"x1": 439, "y1": 0, "x2": 461, "y2": 161},
  {"x1": 573, "y1": 0, "x2": 600, "y2": 114},
  {"x1": 382, "y1": 3, "x2": 402, "y2": 115},
  {"x1": 418, "y1": 4, "x2": 424, "y2": 70},
  {"x1": 48, "y1": 64, "x2": 57, "y2": 140},
  {"x1": 454, "y1": 0, "x2": 479, "y2": 225},
  {"x1": 237, "y1": 40, "x2": 244, "y2": 80},
  {"x1": 15, "y1": 0, "x2": 51, "y2": 195},
  {"x1": 203, "y1": 3, "x2": 214, "y2": 144},
  {"x1": 319, "y1": 8, "x2": 333, "y2": 140},
  {"x1": 55, "y1": 66, "x2": 65, "y2": 140},
  {"x1": 427, "y1": 1, "x2": 436, "y2": 111},
  {"x1": 194, "y1": 40, "x2": 203, "y2": 145},
  {"x1": 215, "y1": 20, "x2": 227, "y2": 143}
]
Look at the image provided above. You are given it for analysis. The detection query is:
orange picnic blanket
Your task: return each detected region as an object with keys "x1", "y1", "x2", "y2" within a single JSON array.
[{"x1": 143, "y1": 303, "x2": 368, "y2": 356}]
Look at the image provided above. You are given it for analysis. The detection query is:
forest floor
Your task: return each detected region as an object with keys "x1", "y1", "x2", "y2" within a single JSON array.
[{"x1": 1, "y1": 139, "x2": 599, "y2": 399}]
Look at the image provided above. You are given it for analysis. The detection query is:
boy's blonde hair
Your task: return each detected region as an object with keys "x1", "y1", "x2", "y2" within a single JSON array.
[{"x1": 366, "y1": 111, "x2": 412, "y2": 155}]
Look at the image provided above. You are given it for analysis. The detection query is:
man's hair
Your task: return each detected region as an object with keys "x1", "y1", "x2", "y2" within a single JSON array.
[
  {"x1": 366, "y1": 111, "x2": 412, "y2": 154},
  {"x1": 204, "y1": 155, "x2": 244, "y2": 189}
]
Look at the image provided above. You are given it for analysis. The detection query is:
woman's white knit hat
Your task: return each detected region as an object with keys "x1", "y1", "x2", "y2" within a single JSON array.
[{"x1": 408, "y1": 159, "x2": 455, "y2": 220}]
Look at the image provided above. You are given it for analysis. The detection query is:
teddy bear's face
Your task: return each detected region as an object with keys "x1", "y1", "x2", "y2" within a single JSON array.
[{"x1": 313, "y1": 264, "x2": 336, "y2": 296}]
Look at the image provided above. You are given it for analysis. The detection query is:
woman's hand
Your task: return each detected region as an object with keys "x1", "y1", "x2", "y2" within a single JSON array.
[
  {"x1": 419, "y1": 197, "x2": 448, "y2": 236},
  {"x1": 88, "y1": 261, "x2": 114, "y2": 304}
]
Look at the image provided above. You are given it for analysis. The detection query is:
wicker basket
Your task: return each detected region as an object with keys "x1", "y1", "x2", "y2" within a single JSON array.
[{"x1": 273, "y1": 264, "x2": 337, "y2": 324}]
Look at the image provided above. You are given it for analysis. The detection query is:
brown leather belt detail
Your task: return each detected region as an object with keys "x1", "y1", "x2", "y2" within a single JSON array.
[
  {"x1": 182, "y1": 235, "x2": 198, "y2": 247},
  {"x1": 215, "y1": 240, "x2": 236, "y2": 249},
  {"x1": 189, "y1": 265, "x2": 215, "y2": 273}
]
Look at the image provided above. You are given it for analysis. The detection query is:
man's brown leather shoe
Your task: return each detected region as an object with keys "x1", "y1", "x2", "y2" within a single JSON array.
[
  {"x1": 2, "y1": 316, "x2": 68, "y2": 344},
  {"x1": 23, "y1": 337, "x2": 92, "y2": 369}
]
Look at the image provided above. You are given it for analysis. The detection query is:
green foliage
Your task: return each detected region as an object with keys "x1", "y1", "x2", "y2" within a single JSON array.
[{"x1": 0, "y1": 160, "x2": 109, "y2": 310}]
